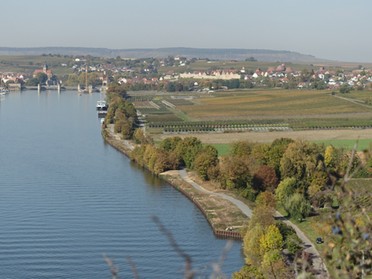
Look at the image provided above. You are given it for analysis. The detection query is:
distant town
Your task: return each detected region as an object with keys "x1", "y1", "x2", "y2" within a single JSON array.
[{"x1": 1, "y1": 54, "x2": 371, "y2": 93}]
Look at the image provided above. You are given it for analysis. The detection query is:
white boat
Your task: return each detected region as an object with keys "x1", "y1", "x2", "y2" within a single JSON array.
[
  {"x1": 96, "y1": 100, "x2": 108, "y2": 111},
  {"x1": 96, "y1": 99, "x2": 108, "y2": 118}
]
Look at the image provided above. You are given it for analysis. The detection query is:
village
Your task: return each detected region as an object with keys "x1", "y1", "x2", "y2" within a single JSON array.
[{"x1": 1, "y1": 55, "x2": 372, "y2": 93}]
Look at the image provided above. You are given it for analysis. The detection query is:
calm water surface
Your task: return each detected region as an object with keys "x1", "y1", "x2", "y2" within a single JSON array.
[{"x1": 0, "y1": 91, "x2": 243, "y2": 278}]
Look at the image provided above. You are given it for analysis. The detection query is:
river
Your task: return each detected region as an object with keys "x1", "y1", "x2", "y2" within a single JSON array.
[{"x1": 0, "y1": 90, "x2": 243, "y2": 278}]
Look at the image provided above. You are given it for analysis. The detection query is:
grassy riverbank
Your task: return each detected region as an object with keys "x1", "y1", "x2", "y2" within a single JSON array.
[{"x1": 102, "y1": 126, "x2": 248, "y2": 237}]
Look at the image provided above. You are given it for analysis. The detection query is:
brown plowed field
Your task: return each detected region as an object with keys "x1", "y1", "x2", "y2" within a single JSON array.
[{"x1": 157, "y1": 129, "x2": 372, "y2": 144}]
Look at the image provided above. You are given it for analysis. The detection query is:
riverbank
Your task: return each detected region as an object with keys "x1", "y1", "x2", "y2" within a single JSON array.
[
  {"x1": 102, "y1": 125, "x2": 248, "y2": 239},
  {"x1": 102, "y1": 125, "x2": 331, "y2": 278}
]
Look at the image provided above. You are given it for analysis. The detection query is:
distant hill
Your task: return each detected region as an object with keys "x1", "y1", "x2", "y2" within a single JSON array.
[{"x1": 0, "y1": 47, "x2": 322, "y2": 63}]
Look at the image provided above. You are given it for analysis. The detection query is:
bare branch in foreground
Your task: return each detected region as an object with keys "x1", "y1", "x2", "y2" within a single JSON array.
[
  {"x1": 126, "y1": 256, "x2": 140, "y2": 279},
  {"x1": 210, "y1": 240, "x2": 233, "y2": 279},
  {"x1": 152, "y1": 215, "x2": 195, "y2": 279},
  {"x1": 103, "y1": 254, "x2": 119, "y2": 279}
]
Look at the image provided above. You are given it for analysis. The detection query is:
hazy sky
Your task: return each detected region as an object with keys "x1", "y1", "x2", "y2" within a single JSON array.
[{"x1": 1, "y1": 0, "x2": 371, "y2": 62}]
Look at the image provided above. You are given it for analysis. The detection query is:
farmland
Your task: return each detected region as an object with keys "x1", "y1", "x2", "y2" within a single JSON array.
[
  {"x1": 130, "y1": 89, "x2": 372, "y2": 145},
  {"x1": 176, "y1": 89, "x2": 372, "y2": 120}
]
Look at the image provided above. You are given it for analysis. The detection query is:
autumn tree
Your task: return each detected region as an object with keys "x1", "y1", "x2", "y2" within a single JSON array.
[
  {"x1": 232, "y1": 265, "x2": 264, "y2": 279},
  {"x1": 255, "y1": 191, "x2": 276, "y2": 209},
  {"x1": 152, "y1": 149, "x2": 173, "y2": 174},
  {"x1": 252, "y1": 165, "x2": 279, "y2": 192},
  {"x1": 159, "y1": 137, "x2": 183, "y2": 169},
  {"x1": 174, "y1": 137, "x2": 203, "y2": 169},
  {"x1": 266, "y1": 138, "x2": 294, "y2": 177},
  {"x1": 242, "y1": 224, "x2": 266, "y2": 277},
  {"x1": 107, "y1": 83, "x2": 127, "y2": 98},
  {"x1": 240, "y1": 203, "x2": 290, "y2": 278},
  {"x1": 231, "y1": 141, "x2": 254, "y2": 157},
  {"x1": 250, "y1": 143, "x2": 270, "y2": 166},
  {"x1": 324, "y1": 145, "x2": 336, "y2": 168},
  {"x1": 219, "y1": 156, "x2": 251, "y2": 189},
  {"x1": 193, "y1": 145, "x2": 219, "y2": 180},
  {"x1": 133, "y1": 128, "x2": 153, "y2": 144},
  {"x1": 308, "y1": 170, "x2": 331, "y2": 207},
  {"x1": 280, "y1": 140, "x2": 323, "y2": 189},
  {"x1": 130, "y1": 144, "x2": 147, "y2": 167},
  {"x1": 260, "y1": 224, "x2": 283, "y2": 255},
  {"x1": 159, "y1": 137, "x2": 182, "y2": 152}
]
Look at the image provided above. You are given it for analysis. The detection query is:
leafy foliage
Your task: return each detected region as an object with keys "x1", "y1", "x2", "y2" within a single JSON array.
[
  {"x1": 275, "y1": 177, "x2": 297, "y2": 210},
  {"x1": 240, "y1": 202, "x2": 290, "y2": 278},
  {"x1": 324, "y1": 149, "x2": 372, "y2": 278},
  {"x1": 174, "y1": 137, "x2": 203, "y2": 169},
  {"x1": 106, "y1": 94, "x2": 137, "y2": 139},
  {"x1": 193, "y1": 145, "x2": 219, "y2": 180},
  {"x1": 286, "y1": 193, "x2": 312, "y2": 220},
  {"x1": 280, "y1": 140, "x2": 322, "y2": 186},
  {"x1": 252, "y1": 165, "x2": 279, "y2": 192},
  {"x1": 219, "y1": 156, "x2": 251, "y2": 189}
]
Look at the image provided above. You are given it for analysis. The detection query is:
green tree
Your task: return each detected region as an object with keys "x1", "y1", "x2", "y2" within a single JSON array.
[
  {"x1": 279, "y1": 140, "x2": 322, "y2": 188},
  {"x1": 25, "y1": 78, "x2": 39, "y2": 86},
  {"x1": 166, "y1": 82, "x2": 176, "y2": 92},
  {"x1": 275, "y1": 177, "x2": 297, "y2": 210},
  {"x1": 174, "y1": 137, "x2": 202, "y2": 169},
  {"x1": 244, "y1": 224, "x2": 265, "y2": 266},
  {"x1": 308, "y1": 170, "x2": 328, "y2": 201},
  {"x1": 35, "y1": 72, "x2": 48, "y2": 84},
  {"x1": 259, "y1": 224, "x2": 283, "y2": 254},
  {"x1": 107, "y1": 83, "x2": 127, "y2": 98},
  {"x1": 339, "y1": 83, "x2": 352, "y2": 93},
  {"x1": 64, "y1": 74, "x2": 79, "y2": 86},
  {"x1": 193, "y1": 145, "x2": 219, "y2": 180},
  {"x1": 286, "y1": 193, "x2": 312, "y2": 220},
  {"x1": 266, "y1": 138, "x2": 294, "y2": 176},
  {"x1": 130, "y1": 145, "x2": 147, "y2": 167},
  {"x1": 259, "y1": 225, "x2": 289, "y2": 278},
  {"x1": 276, "y1": 222, "x2": 302, "y2": 255},
  {"x1": 159, "y1": 137, "x2": 182, "y2": 152}
]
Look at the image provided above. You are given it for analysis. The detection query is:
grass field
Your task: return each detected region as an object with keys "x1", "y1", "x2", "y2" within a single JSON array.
[
  {"x1": 339, "y1": 90, "x2": 372, "y2": 103},
  {"x1": 209, "y1": 139, "x2": 371, "y2": 157},
  {"x1": 314, "y1": 139, "x2": 371, "y2": 151},
  {"x1": 210, "y1": 143, "x2": 231, "y2": 156}
]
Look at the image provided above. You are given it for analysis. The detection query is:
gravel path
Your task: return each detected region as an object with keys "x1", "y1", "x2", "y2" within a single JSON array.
[
  {"x1": 179, "y1": 169, "x2": 252, "y2": 217},
  {"x1": 178, "y1": 169, "x2": 329, "y2": 278}
]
